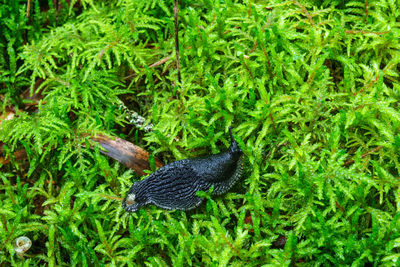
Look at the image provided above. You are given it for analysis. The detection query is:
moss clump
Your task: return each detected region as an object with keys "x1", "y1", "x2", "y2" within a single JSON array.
[{"x1": 1, "y1": 0, "x2": 400, "y2": 265}]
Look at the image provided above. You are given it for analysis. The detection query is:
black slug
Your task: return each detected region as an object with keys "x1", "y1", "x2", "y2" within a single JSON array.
[{"x1": 122, "y1": 128, "x2": 243, "y2": 212}]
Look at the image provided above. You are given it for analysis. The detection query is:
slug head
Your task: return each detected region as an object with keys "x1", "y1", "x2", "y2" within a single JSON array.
[{"x1": 122, "y1": 182, "x2": 150, "y2": 212}]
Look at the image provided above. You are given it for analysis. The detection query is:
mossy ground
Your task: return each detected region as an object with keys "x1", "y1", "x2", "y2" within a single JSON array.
[{"x1": 1, "y1": 0, "x2": 400, "y2": 266}]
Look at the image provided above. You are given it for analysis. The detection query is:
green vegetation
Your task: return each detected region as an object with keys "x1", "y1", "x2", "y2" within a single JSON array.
[{"x1": 1, "y1": 0, "x2": 400, "y2": 265}]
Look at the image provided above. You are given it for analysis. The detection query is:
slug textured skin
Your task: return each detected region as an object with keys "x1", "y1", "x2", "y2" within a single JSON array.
[{"x1": 122, "y1": 128, "x2": 243, "y2": 212}]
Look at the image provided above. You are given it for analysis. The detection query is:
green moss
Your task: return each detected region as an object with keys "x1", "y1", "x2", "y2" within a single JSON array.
[{"x1": 1, "y1": 0, "x2": 400, "y2": 265}]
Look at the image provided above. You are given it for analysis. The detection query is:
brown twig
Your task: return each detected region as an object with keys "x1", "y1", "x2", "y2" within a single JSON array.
[
  {"x1": 249, "y1": 41, "x2": 257, "y2": 54},
  {"x1": 149, "y1": 54, "x2": 172, "y2": 68},
  {"x1": 342, "y1": 146, "x2": 384, "y2": 167},
  {"x1": 364, "y1": 0, "x2": 369, "y2": 23},
  {"x1": 345, "y1": 30, "x2": 389, "y2": 35},
  {"x1": 90, "y1": 134, "x2": 163, "y2": 176},
  {"x1": 220, "y1": 233, "x2": 239, "y2": 255},
  {"x1": 174, "y1": 0, "x2": 182, "y2": 84},
  {"x1": 261, "y1": 43, "x2": 274, "y2": 79},
  {"x1": 242, "y1": 59, "x2": 254, "y2": 79},
  {"x1": 97, "y1": 194, "x2": 123, "y2": 201},
  {"x1": 248, "y1": 0, "x2": 252, "y2": 18},
  {"x1": 353, "y1": 73, "x2": 379, "y2": 96},
  {"x1": 265, "y1": 141, "x2": 288, "y2": 160},
  {"x1": 293, "y1": 0, "x2": 315, "y2": 27},
  {"x1": 26, "y1": 0, "x2": 31, "y2": 18},
  {"x1": 123, "y1": 54, "x2": 173, "y2": 80},
  {"x1": 269, "y1": 113, "x2": 276, "y2": 133},
  {"x1": 0, "y1": 135, "x2": 163, "y2": 176}
]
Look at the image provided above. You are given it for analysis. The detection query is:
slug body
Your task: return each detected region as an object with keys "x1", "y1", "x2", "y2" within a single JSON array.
[{"x1": 122, "y1": 128, "x2": 243, "y2": 212}]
